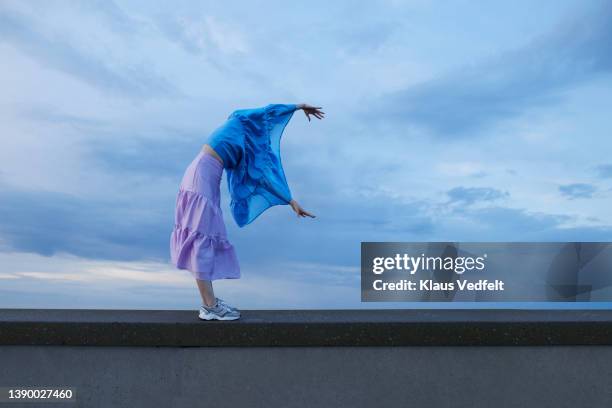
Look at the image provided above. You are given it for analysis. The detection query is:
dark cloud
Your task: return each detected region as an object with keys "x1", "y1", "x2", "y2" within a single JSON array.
[
  {"x1": 0, "y1": 182, "x2": 174, "y2": 261},
  {"x1": 367, "y1": 2, "x2": 612, "y2": 138},
  {"x1": 453, "y1": 206, "x2": 570, "y2": 239},
  {"x1": 446, "y1": 205, "x2": 612, "y2": 241},
  {"x1": 2, "y1": 177, "x2": 611, "y2": 269},
  {"x1": 446, "y1": 186, "x2": 510, "y2": 206},
  {"x1": 559, "y1": 183, "x2": 597, "y2": 199}
]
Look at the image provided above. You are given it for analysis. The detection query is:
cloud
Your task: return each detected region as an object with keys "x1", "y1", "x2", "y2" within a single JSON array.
[
  {"x1": 18, "y1": 104, "x2": 221, "y2": 180},
  {"x1": 595, "y1": 164, "x2": 612, "y2": 178},
  {"x1": 74, "y1": 0, "x2": 142, "y2": 36},
  {"x1": 454, "y1": 206, "x2": 570, "y2": 238},
  {"x1": 21, "y1": 106, "x2": 108, "y2": 129},
  {"x1": 443, "y1": 205, "x2": 612, "y2": 242},
  {"x1": 0, "y1": 6, "x2": 179, "y2": 99},
  {"x1": 2, "y1": 174, "x2": 611, "y2": 275},
  {"x1": 446, "y1": 186, "x2": 510, "y2": 206},
  {"x1": 0, "y1": 251, "x2": 363, "y2": 309},
  {"x1": 154, "y1": 15, "x2": 207, "y2": 55},
  {"x1": 331, "y1": 21, "x2": 398, "y2": 55},
  {"x1": 83, "y1": 128, "x2": 203, "y2": 177},
  {"x1": 151, "y1": 11, "x2": 277, "y2": 91},
  {"x1": 0, "y1": 182, "x2": 173, "y2": 261},
  {"x1": 559, "y1": 183, "x2": 597, "y2": 199},
  {"x1": 156, "y1": 14, "x2": 249, "y2": 56},
  {"x1": 369, "y1": 2, "x2": 612, "y2": 137}
]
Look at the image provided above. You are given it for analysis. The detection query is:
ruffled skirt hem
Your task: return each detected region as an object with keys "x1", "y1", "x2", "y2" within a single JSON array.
[{"x1": 170, "y1": 186, "x2": 241, "y2": 281}]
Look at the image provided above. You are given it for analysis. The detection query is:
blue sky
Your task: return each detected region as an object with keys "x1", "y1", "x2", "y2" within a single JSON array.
[{"x1": 1, "y1": 0, "x2": 611, "y2": 309}]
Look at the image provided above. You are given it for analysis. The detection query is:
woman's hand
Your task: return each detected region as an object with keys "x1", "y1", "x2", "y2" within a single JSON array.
[
  {"x1": 289, "y1": 199, "x2": 316, "y2": 219},
  {"x1": 297, "y1": 104, "x2": 325, "y2": 122}
]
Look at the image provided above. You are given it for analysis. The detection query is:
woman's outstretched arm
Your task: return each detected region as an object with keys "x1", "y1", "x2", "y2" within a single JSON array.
[{"x1": 287, "y1": 103, "x2": 324, "y2": 219}]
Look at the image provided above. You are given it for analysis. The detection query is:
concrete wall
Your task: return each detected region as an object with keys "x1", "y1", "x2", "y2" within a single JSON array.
[
  {"x1": 2, "y1": 309, "x2": 612, "y2": 407},
  {"x1": 2, "y1": 345, "x2": 612, "y2": 408}
]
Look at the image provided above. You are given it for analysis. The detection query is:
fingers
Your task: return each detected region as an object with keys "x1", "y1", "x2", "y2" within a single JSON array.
[
  {"x1": 292, "y1": 207, "x2": 316, "y2": 219},
  {"x1": 305, "y1": 111, "x2": 324, "y2": 120},
  {"x1": 302, "y1": 106, "x2": 325, "y2": 121},
  {"x1": 300, "y1": 209, "x2": 316, "y2": 218}
]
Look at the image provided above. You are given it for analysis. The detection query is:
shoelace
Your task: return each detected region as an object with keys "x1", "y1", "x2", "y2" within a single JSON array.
[
  {"x1": 216, "y1": 297, "x2": 238, "y2": 311},
  {"x1": 201, "y1": 298, "x2": 238, "y2": 313}
]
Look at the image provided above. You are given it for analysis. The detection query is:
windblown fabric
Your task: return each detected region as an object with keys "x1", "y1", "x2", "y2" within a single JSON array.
[{"x1": 206, "y1": 103, "x2": 297, "y2": 227}]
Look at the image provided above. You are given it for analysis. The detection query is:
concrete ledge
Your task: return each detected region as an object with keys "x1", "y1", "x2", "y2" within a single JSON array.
[{"x1": 1, "y1": 309, "x2": 612, "y2": 347}]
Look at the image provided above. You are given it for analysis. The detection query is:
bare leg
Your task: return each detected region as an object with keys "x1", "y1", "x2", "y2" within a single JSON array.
[{"x1": 196, "y1": 279, "x2": 217, "y2": 307}]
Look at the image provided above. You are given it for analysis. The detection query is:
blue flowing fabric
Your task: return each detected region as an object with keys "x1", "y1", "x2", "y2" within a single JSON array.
[{"x1": 206, "y1": 103, "x2": 297, "y2": 227}]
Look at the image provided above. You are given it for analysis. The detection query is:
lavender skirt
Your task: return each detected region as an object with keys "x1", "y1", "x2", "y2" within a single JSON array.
[{"x1": 170, "y1": 150, "x2": 241, "y2": 280}]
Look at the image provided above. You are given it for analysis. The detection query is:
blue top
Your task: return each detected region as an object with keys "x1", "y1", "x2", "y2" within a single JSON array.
[{"x1": 206, "y1": 103, "x2": 297, "y2": 227}]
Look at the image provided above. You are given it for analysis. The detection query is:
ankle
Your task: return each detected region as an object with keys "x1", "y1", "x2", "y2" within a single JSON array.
[{"x1": 203, "y1": 298, "x2": 218, "y2": 308}]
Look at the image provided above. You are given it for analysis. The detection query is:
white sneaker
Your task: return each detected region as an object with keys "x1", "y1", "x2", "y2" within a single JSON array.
[{"x1": 199, "y1": 300, "x2": 241, "y2": 321}]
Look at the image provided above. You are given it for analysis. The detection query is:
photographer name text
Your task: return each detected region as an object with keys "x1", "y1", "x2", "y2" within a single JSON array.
[{"x1": 373, "y1": 279, "x2": 504, "y2": 291}]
